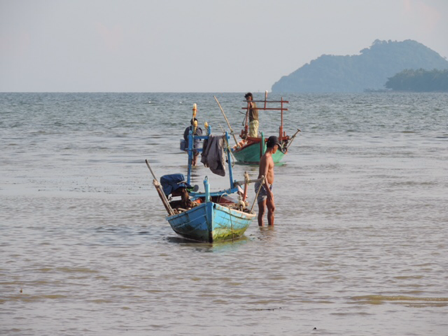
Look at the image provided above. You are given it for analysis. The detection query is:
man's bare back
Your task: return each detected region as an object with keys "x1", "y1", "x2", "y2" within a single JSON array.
[{"x1": 258, "y1": 151, "x2": 275, "y2": 186}]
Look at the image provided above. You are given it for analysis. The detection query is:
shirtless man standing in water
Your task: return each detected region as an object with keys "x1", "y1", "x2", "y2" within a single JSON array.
[{"x1": 255, "y1": 136, "x2": 280, "y2": 226}]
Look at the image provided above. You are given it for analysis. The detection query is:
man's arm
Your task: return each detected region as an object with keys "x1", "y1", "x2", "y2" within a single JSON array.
[
  {"x1": 183, "y1": 126, "x2": 190, "y2": 141},
  {"x1": 262, "y1": 158, "x2": 273, "y2": 200}
]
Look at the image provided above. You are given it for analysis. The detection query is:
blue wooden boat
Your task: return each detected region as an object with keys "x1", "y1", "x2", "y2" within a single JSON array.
[
  {"x1": 166, "y1": 187, "x2": 255, "y2": 242},
  {"x1": 147, "y1": 126, "x2": 256, "y2": 243}
]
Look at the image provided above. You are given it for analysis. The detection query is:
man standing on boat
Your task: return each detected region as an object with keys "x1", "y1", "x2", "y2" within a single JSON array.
[
  {"x1": 183, "y1": 118, "x2": 203, "y2": 166},
  {"x1": 255, "y1": 135, "x2": 279, "y2": 226},
  {"x1": 245, "y1": 92, "x2": 259, "y2": 138}
]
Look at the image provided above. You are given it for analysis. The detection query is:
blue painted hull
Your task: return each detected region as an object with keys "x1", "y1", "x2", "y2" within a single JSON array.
[{"x1": 167, "y1": 202, "x2": 256, "y2": 243}]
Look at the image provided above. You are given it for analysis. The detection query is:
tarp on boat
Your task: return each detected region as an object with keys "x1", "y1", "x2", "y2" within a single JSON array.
[
  {"x1": 160, "y1": 174, "x2": 191, "y2": 196},
  {"x1": 201, "y1": 135, "x2": 226, "y2": 177}
]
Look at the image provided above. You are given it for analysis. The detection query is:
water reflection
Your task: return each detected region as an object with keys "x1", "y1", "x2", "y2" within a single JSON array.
[
  {"x1": 244, "y1": 225, "x2": 277, "y2": 243},
  {"x1": 165, "y1": 235, "x2": 250, "y2": 253}
]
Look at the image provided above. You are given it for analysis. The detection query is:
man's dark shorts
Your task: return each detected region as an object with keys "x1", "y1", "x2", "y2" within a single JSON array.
[{"x1": 254, "y1": 180, "x2": 273, "y2": 204}]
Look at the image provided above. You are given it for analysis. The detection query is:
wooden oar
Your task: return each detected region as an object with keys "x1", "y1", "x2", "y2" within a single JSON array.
[
  {"x1": 242, "y1": 171, "x2": 249, "y2": 202},
  {"x1": 285, "y1": 128, "x2": 301, "y2": 150},
  {"x1": 145, "y1": 159, "x2": 174, "y2": 216},
  {"x1": 234, "y1": 178, "x2": 263, "y2": 186},
  {"x1": 214, "y1": 96, "x2": 239, "y2": 145}
]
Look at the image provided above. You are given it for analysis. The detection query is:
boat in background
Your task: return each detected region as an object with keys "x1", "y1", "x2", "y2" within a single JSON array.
[
  {"x1": 215, "y1": 93, "x2": 300, "y2": 165},
  {"x1": 146, "y1": 124, "x2": 259, "y2": 243},
  {"x1": 232, "y1": 131, "x2": 288, "y2": 165}
]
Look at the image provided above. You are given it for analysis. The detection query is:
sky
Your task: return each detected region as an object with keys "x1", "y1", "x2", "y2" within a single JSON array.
[{"x1": 1, "y1": 0, "x2": 447, "y2": 92}]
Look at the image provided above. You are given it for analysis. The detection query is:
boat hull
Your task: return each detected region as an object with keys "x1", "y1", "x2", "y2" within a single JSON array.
[
  {"x1": 233, "y1": 141, "x2": 285, "y2": 164},
  {"x1": 167, "y1": 202, "x2": 255, "y2": 243}
]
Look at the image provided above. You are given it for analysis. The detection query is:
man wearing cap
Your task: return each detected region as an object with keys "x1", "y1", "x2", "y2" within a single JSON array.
[
  {"x1": 244, "y1": 92, "x2": 259, "y2": 138},
  {"x1": 254, "y1": 135, "x2": 280, "y2": 226},
  {"x1": 183, "y1": 118, "x2": 203, "y2": 166}
]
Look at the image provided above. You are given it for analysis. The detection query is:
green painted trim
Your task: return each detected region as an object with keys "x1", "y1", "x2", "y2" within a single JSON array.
[{"x1": 233, "y1": 141, "x2": 285, "y2": 165}]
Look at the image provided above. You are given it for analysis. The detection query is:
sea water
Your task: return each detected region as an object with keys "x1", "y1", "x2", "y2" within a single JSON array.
[{"x1": 1, "y1": 92, "x2": 447, "y2": 335}]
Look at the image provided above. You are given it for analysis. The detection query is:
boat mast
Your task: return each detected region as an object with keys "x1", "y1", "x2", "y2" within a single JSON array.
[
  {"x1": 280, "y1": 97, "x2": 284, "y2": 139},
  {"x1": 224, "y1": 132, "x2": 234, "y2": 188}
]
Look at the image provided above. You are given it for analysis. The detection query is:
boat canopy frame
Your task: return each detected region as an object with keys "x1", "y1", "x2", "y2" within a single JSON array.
[
  {"x1": 186, "y1": 126, "x2": 238, "y2": 198},
  {"x1": 242, "y1": 95, "x2": 289, "y2": 141}
]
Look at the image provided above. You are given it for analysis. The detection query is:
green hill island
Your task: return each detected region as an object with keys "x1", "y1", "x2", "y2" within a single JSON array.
[{"x1": 272, "y1": 39, "x2": 448, "y2": 93}]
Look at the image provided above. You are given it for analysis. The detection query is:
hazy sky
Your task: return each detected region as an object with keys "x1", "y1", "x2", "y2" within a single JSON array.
[{"x1": 1, "y1": 0, "x2": 447, "y2": 92}]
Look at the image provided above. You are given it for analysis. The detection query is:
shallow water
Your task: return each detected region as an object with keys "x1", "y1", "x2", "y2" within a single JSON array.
[{"x1": 1, "y1": 92, "x2": 448, "y2": 335}]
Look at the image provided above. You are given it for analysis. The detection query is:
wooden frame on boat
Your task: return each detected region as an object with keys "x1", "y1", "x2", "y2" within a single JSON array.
[{"x1": 231, "y1": 94, "x2": 300, "y2": 164}]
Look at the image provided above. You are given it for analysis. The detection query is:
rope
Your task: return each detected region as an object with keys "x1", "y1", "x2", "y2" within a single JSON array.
[
  {"x1": 223, "y1": 136, "x2": 236, "y2": 167},
  {"x1": 251, "y1": 176, "x2": 265, "y2": 213}
]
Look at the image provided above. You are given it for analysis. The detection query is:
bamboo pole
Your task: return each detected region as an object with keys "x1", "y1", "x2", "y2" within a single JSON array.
[
  {"x1": 242, "y1": 171, "x2": 249, "y2": 202},
  {"x1": 285, "y1": 129, "x2": 301, "y2": 150},
  {"x1": 214, "y1": 96, "x2": 239, "y2": 145},
  {"x1": 145, "y1": 159, "x2": 174, "y2": 216}
]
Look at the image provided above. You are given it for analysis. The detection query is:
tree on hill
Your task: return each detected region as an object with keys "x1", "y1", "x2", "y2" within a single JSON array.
[
  {"x1": 385, "y1": 69, "x2": 448, "y2": 92},
  {"x1": 272, "y1": 40, "x2": 448, "y2": 93}
]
